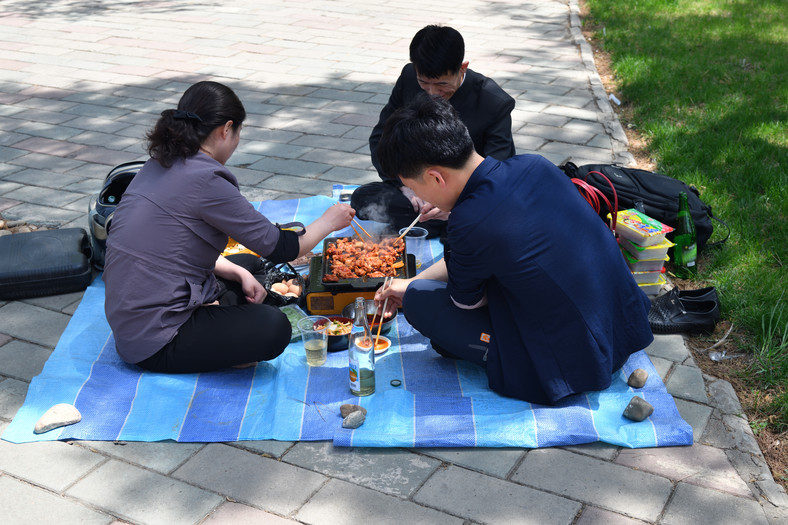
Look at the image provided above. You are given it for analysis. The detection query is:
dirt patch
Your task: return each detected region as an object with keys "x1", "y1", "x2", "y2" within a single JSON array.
[
  {"x1": 579, "y1": 0, "x2": 788, "y2": 491},
  {"x1": 0, "y1": 215, "x2": 53, "y2": 235}
]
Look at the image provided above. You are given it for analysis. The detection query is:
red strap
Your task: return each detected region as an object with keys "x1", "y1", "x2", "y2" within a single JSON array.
[{"x1": 570, "y1": 170, "x2": 618, "y2": 233}]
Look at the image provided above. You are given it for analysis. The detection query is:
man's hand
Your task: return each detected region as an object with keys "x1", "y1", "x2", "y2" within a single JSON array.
[
  {"x1": 400, "y1": 186, "x2": 451, "y2": 221},
  {"x1": 374, "y1": 278, "x2": 410, "y2": 317},
  {"x1": 418, "y1": 202, "x2": 451, "y2": 222},
  {"x1": 399, "y1": 186, "x2": 423, "y2": 213}
]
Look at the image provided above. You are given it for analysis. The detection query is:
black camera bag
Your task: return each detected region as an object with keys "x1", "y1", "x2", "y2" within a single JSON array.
[{"x1": 559, "y1": 162, "x2": 729, "y2": 251}]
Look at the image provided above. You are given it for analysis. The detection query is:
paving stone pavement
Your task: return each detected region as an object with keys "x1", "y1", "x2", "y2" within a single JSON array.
[{"x1": 0, "y1": 0, "x2": 786, "y2": 523}]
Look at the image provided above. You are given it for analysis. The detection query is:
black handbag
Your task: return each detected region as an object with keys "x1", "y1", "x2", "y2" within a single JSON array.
[{"x1": 261, "y1": 260, "x2": 305, "y2": 307}]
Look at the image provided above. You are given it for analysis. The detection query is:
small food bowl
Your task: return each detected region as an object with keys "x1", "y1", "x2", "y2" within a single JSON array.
[
  {"x1": 373, "y1": 335, "x2": 391, "y2": 355},
  {"x1": 355, "y1": 335, "x2": 392, "y2": 355},
  {"x1": 313, "y1": 316, "x2": 353, "y2": 352},
  {"x1": 342, "y1": 299, "x2": 395, "y2": 335}
]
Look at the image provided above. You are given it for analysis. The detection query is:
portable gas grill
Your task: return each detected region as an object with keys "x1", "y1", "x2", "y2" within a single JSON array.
[{"x1": 304, "y1": 237, "x2": 416, "y2": 316}]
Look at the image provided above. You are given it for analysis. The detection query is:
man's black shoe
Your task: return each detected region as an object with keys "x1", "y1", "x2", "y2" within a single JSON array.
[
  {"x1": 677, "y1": 286, "x2": 718, "y2": 304},
  {"x1": 649, "y1": 288, "x2": 720, "y2": 334}
]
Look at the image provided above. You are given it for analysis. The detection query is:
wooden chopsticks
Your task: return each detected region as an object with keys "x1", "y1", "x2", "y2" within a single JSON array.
[
  {"x1": 373, "y1": 276, "x2": 394, "y2": 348},
  {"x1": 395, "y1": 214, "x2": 422, "y2": 243},
  {"x1": 353, "y1": 218, "x2": 372, "y2": 239},
  {"x1": 350, "y1": 218, "x2": 373, "y2": 241},
  {"x1": 349, "y1": 221, "x2": 364, "y2": 241}
]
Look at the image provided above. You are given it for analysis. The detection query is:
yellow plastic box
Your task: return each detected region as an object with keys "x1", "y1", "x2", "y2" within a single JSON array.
[
  {"x1": 621, "y1": 248, "x2": 668, "y2": 272},
  {"x1": 615, "y1": 209, "x2": 674, "y2": 247},
  {"x1": 638, "y1": 273, "x2": 667, "y2": 296},
  {"x1": 621, "y1": 237, "x2": 675, "y2": 261},
  {"x1": 632, "y1": 270, "x2": 664, "y2": 284}
]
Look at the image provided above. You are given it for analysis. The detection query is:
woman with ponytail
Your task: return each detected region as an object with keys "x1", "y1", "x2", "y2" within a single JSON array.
[{"x1": 103, "y1": 81, "x2": 355, "y2": 372}]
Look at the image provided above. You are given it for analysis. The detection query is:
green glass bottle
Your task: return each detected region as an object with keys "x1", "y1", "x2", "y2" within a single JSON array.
[{"x1": 673, "y1": 192, "x2": 697, "y2": 277}]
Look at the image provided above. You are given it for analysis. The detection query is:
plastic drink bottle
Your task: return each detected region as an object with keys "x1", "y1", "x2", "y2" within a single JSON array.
[
  {"x1": 673, "y1": 191, "x2": 697, "y2": 277},
  {"x1": 349, "y1": 297, "x2": 375, "y2": 396}
]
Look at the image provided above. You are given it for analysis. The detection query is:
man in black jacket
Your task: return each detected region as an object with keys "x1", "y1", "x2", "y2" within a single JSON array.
[{"x1": 351, "y1": 25, "x2": 516, "y2": 238}]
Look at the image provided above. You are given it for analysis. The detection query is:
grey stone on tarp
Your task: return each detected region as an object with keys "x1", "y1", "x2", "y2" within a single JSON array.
[
  {"x1": 342, "y1": 410, "x2": 366, "y2": 429},
  {"x1": 340, "y1": 404, "x2": 367, "y2": 418},
  {"x1": 623, "y1": 396, "x2": 654, "y2": 422},
  {"x1": 34, "y1": 403, "x2": 82, "y2": 434},
  {"x1": 627, "y1": 368, "x2": 649, "y2": 388}
]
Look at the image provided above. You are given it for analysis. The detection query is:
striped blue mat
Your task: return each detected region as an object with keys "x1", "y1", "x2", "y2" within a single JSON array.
[{"x1": 3, "y1": 195, "x2": 692, "y2": 448}]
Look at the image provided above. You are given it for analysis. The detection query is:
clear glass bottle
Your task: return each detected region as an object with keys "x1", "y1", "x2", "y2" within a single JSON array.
[
  {"x1": 349, "y1": 297, "x2": 375, "y2": 396},
  {"x1": 673, "y1": 191, "x2": 697, "y2": 277}
]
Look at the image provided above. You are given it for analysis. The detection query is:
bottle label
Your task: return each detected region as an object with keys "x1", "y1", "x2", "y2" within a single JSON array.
[
  {"x1": 683, "y1": 243, "x2": 697, "y2": 267},
  {"x1": 349, "y1": 355, "x2": 360, "y2": 391}
]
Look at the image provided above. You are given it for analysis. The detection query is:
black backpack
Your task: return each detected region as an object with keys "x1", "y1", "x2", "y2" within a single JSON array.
[
  {"x1": 87, "y1": 161, "x2": 145, "y2": 270},
  {"x1": 559, "y1": 162, "x2": 729, "y2": 251}
]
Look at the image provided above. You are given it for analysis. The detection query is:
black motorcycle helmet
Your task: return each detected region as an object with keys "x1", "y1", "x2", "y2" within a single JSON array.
[{"x1": 87, "y1": 161, "x2": 144, "y2": 270}]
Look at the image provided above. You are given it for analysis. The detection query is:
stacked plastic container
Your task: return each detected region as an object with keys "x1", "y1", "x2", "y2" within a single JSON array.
[{"x1": 615, "y1": 209, "x2": 674, "y2": 296}]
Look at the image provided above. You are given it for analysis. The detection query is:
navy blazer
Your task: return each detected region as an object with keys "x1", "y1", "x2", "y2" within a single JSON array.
[{"x1": 369, "y1": 64, "x2": 516, "y2": 182}]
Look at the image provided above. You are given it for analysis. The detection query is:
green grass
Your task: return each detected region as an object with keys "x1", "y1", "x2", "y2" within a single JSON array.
[{"x1": 585, "y1": 0, "x2": 788, "y2": 430}]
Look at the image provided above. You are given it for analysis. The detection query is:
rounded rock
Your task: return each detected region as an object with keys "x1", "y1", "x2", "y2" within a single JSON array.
[
  {"x1": 34, "y1": 403, "x2": 82, "y2": 434},
  {"x1": 342, "y1": 410, "x2": 366, "y2": 429},
  {"x1": 623, "y1": 396, "x2": 654, "y2": 422},
  {"x1": 340, "y1": 404, "x2": 367, "y2": 418},
  {"x1": 627, "y1": 368, "x2": 649, "y2": 389}
]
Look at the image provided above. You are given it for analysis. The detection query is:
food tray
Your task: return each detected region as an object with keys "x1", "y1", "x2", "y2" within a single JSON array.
[
  {"x1": 615, "y1": 209, "x2": 674, "y2": 247},
  {"x1": 638, "y1": 273, "x2": 666, "y2": 296},
  {"x1": 321, "y1": 236, "x2": 408, "y2": 289},
  {"x1": 621, "y1": 248, "x2": 667, "y2": 272},
  {"x1": 631, "y1": 270, "x2": 664, "y2": 284},
  {"x1": 279, "y1": 304, "x2": 308, "y2": 341},
  {"x1": 621, "y1": 237, "x2": 674, "y2": 261}
]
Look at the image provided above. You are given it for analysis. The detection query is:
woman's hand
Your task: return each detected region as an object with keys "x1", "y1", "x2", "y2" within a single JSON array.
[
  {"x1": 239, "y1": 269, "x2": 267, "y2": 304},
  {"x1": 213, "y1": 255, "x2": 267, "y2": 304},
  {"x1": 298, "y1": 203, "x2": 356, "y2": 257},
  {"x1": 320, "y1": 202, "x2": 355, "y2": 232}
]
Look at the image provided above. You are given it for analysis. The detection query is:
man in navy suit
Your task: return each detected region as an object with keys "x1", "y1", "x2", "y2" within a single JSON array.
[
  {"x1": 373, "y1": 94, "x2": 653, "y2": 405},
  {"x1": 351, "y1": 25, "x2": 516, "y2": 239}
]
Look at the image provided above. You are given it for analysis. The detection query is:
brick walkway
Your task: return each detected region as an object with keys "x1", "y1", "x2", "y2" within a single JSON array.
[{"x1": 0, "y1": 1, "x2": 786, "y2": 523}]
